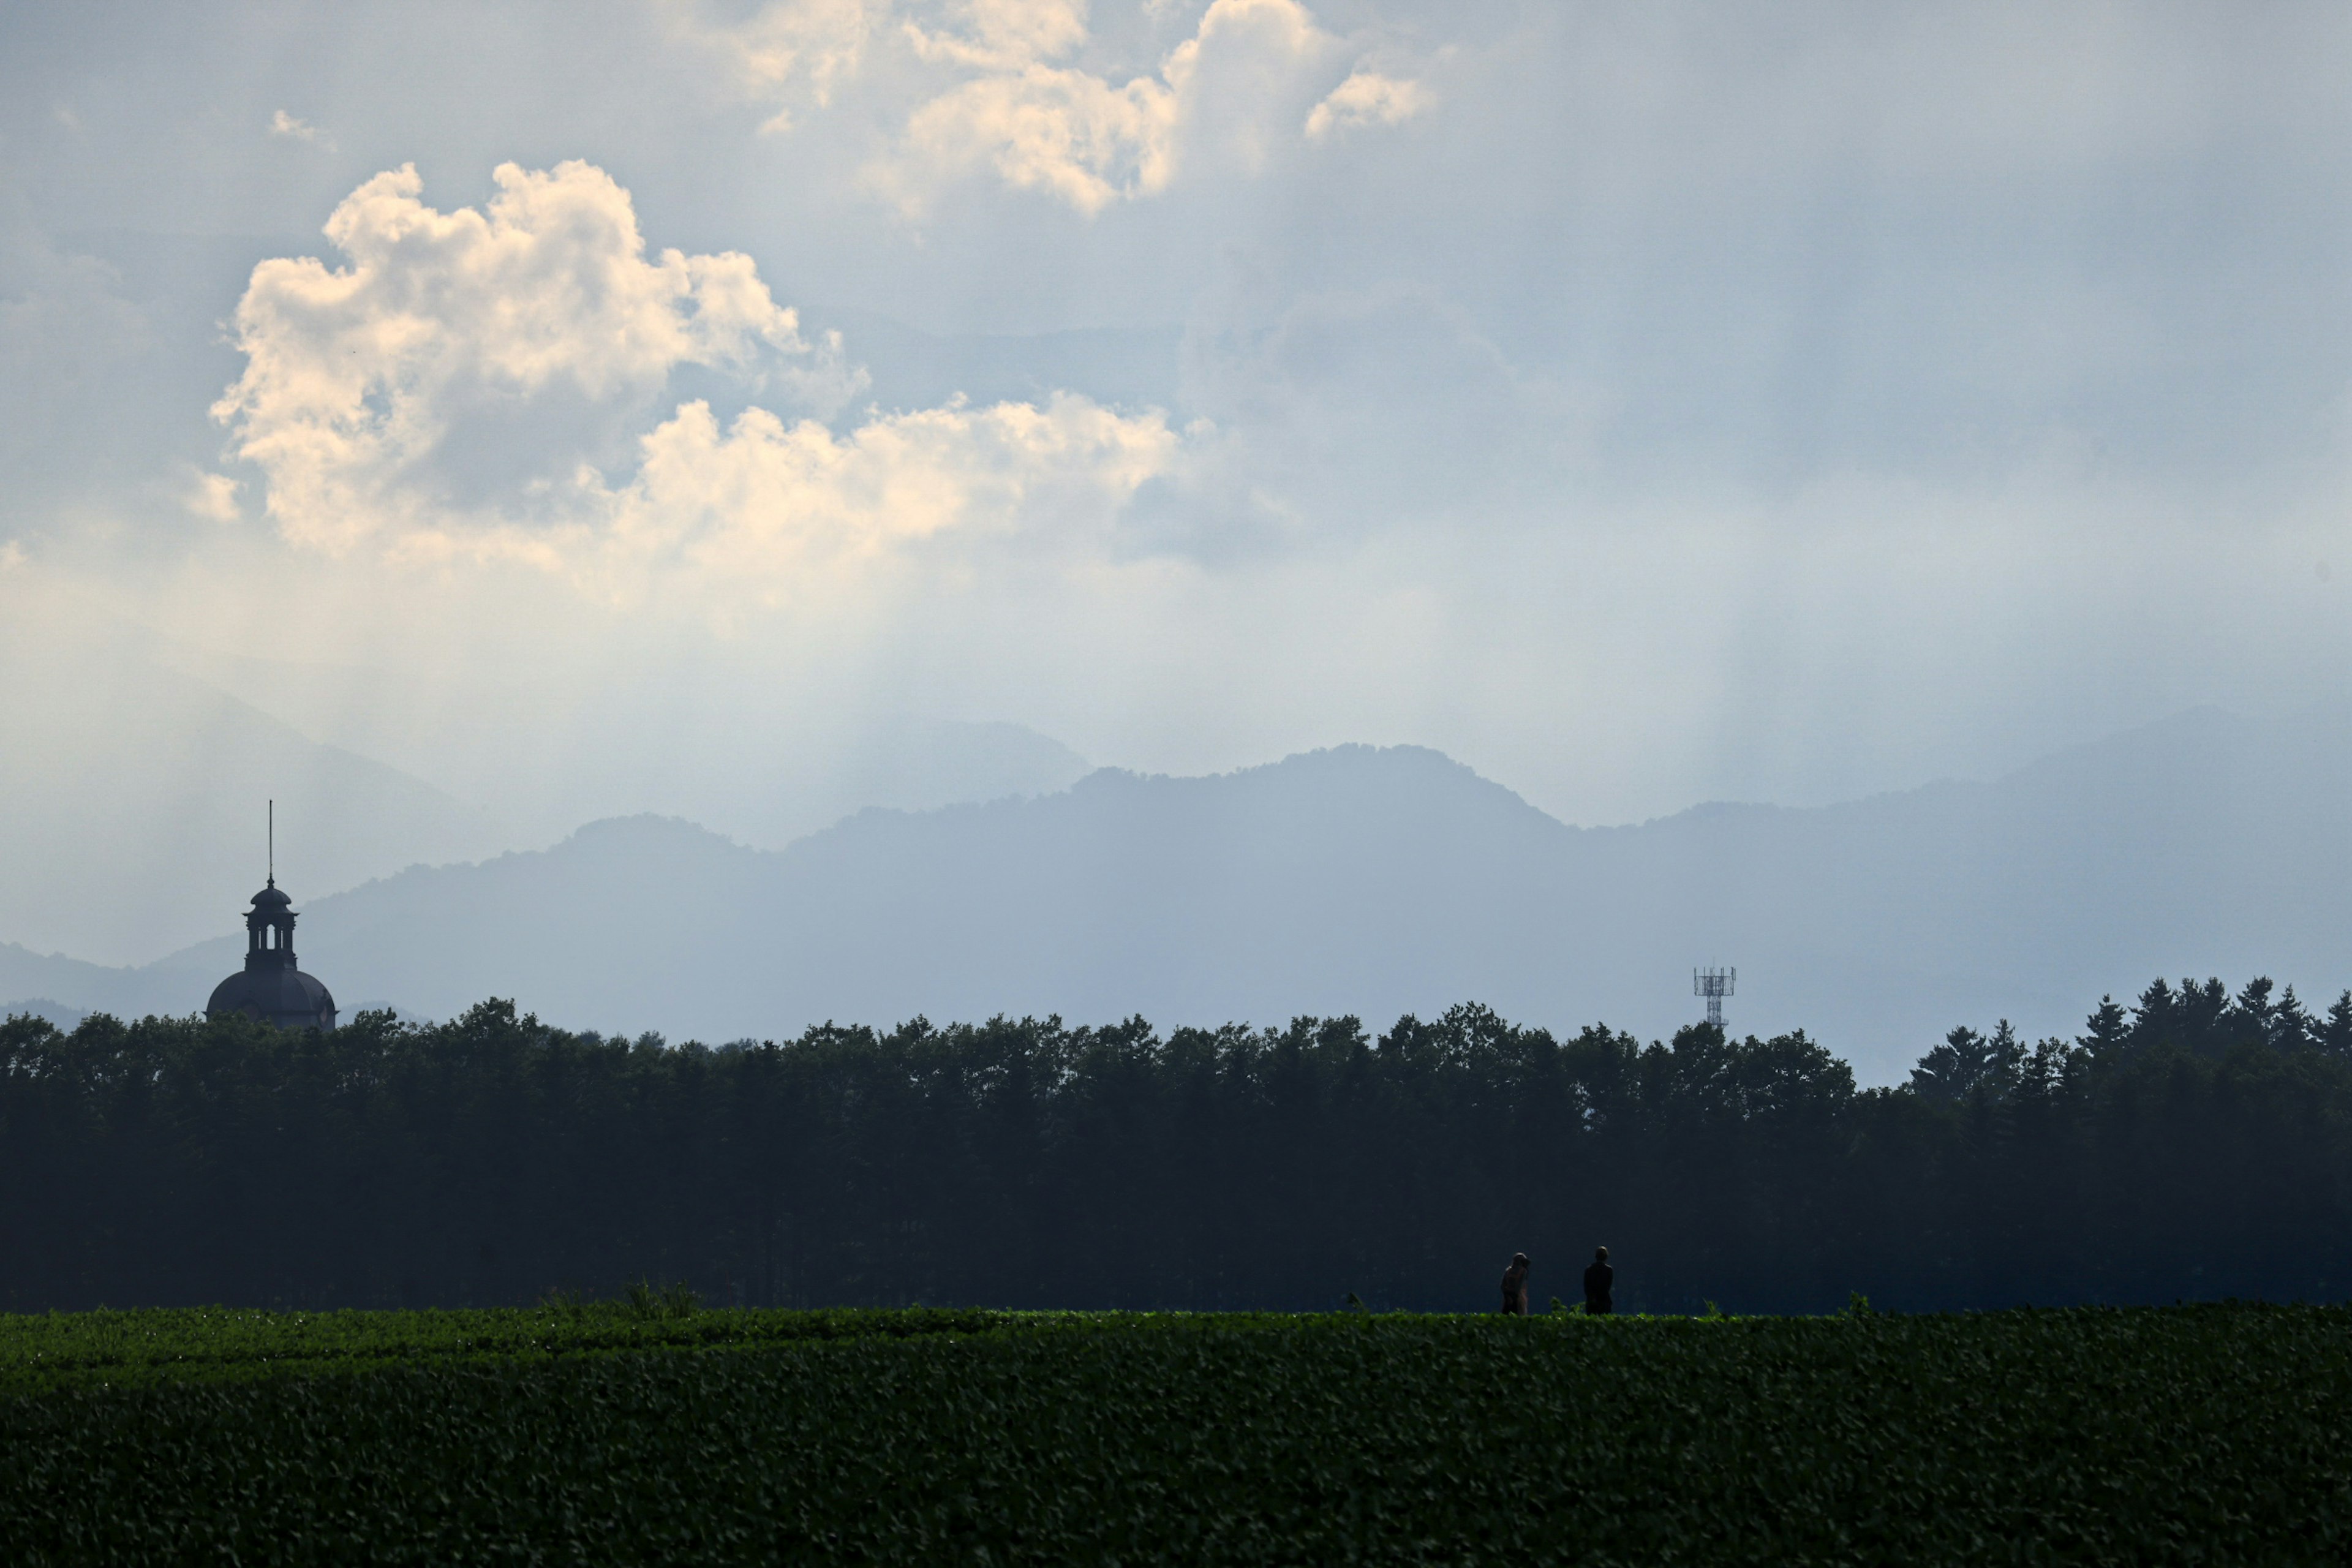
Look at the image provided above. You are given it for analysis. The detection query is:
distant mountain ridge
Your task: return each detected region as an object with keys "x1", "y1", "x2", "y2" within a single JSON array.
[
  {"x1": 0, "y1": 622, "x2": 511, "y2": 965},
  {"x1": 0, "y1": 606, "x2": 1095, "y2": 963},
  {"x1": 9, "y1": 706, "x2": 2348, "y2": 1084}
]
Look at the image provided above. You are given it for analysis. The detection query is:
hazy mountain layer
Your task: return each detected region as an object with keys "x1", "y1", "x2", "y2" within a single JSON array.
[
  {"x1": 15, "y1": 703, "x2": 2345, "y2": 1084},
  {"x1": 0, "y1": 647, "x2": 508, "y2": 966},
  {"x1": 0, "y1": 598, "x2": 1091, "y2": 962}
]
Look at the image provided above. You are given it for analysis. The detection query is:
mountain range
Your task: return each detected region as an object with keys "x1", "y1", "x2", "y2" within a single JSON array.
[
  {"x1": 0, "y1": 607, "x2": 1090, "y2": 963},
  {"x1": 6, "y1": 700, "x2": 2346, "y2": 1084}
]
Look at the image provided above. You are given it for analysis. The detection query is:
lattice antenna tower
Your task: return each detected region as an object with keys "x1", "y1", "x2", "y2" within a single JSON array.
[{"x1": 1694, "y1": 966, "x2": 1735, "y2": 1030}]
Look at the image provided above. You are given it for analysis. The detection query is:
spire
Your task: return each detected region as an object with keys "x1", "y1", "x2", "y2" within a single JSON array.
[
  {"x1": 245, "y1": 803, "x2": 296, "y2": 970},
  {"x1": 207, "y1": 800, "x2": 336, "y2": 1033}
]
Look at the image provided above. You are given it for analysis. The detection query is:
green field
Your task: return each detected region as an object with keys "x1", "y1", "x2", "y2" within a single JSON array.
[{"x1": 2, "y1": 1302, "x2": 2348, "y2": 1564}]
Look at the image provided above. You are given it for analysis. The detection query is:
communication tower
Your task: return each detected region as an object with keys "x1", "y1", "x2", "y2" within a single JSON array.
[{"x1": 1694, "y1": 967, "x2": 1735, "y2": 1030}]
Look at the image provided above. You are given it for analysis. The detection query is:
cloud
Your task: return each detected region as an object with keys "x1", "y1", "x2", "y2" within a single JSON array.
[
  {"x1": 891, "y1": 62, "x2": 1179, "y2": 214},
  {"x1": 268, "y1": 108, "x2": 324, "y2": 143},
  {"x1": 184, "y1": 470, "x2": 241, "y2": 521},
  {"x1": 671, "y1": 0, "x2": 886, "y2": 130},
  {"x1": 878, "y1": 0, "x2": 1427, "y2": 212},
  {"x1": 559, "y1": 389, "x2": 1176, "y2": 605},
  {"x1": 22, "y1": 0, "x2": 2351, "y2": 863},
  {"x1": 905, "y1": 0, "x2": 1093, "y2": 70},
  {"x1": 213, "y1": 160, "x2": 1178, "y2": 605},
  {"x1": 1304, "y1": 68, "x2": 1429, "y2": 139},
  {"x1": 215, "y1": 160, "x2": 810, "y2": 551}
]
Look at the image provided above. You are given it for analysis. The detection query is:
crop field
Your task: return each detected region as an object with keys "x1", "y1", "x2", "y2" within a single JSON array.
[{"x1": 2, "y1": 1303, "x2": 2348, "y2": 1564}]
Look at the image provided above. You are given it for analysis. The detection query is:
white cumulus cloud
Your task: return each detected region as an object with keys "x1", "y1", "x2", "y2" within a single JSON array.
[
  {"x1": 906, "y1": 0, "x2": 1093, "y2": 70},
  {"x1": 581, "y1": 390, "x2": 1177, "y2": 601},
  {"x1": 212, "y1": 160, "x2": 1178, "y2": 605},
  {"x1": 878, "y1": 0, "x2": 1428, "y2": 213},
  {"x1": 268, "y1": 108, "x2": 324, "y2": 142},
  {"x1": 184, "y1": 470, "x2": 241, "y2": 521},
  {"x1": 1305, "y1": 68, "x2": 1430, "y2": 139},
  {"x1": 670, "y1": 0, "x2": 886, "y2": 130}
]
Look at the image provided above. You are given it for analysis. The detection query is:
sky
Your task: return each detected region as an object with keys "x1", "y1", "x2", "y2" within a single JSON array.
[{"x1": 3, "y1": 1, "x2": 2350, "y2": 959}]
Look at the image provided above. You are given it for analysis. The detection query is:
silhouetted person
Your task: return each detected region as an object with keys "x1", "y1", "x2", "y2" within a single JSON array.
[
  {"x1": 1583, "y1": 1246, "x2": 1613, "y2": 1315},
  {"x1": 1500, "y1": 1252, "x2": 1530, "y2": 1314}
]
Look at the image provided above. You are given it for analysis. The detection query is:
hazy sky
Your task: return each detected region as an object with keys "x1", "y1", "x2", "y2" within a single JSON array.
[{"x1": 4, "y1": 0, "x2": 2349, "y2": 859}]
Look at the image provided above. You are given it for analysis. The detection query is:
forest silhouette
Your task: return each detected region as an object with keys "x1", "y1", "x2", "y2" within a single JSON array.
[{"x1": 5, "y1": 976, "x2": 2350, "y2": 1314}]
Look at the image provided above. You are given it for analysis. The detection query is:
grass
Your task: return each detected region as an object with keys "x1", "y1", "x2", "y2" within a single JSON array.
[{"x1": 2, "y1": 1302, "x2": 2348, "y2": 1564}]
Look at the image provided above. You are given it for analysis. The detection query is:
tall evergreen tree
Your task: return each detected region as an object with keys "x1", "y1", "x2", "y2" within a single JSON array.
[{"x1": 4, "y1": 974, "x2": 2349, "y2": 1316}]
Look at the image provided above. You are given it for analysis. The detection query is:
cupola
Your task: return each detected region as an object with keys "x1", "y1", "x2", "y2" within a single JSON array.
[{"x1": 203, "y1": 804, "x2": 336, "y2": 1031}]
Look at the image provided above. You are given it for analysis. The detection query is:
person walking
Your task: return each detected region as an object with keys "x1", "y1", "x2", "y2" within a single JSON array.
[
  {"x1": 1582, "y1": 1246, "x2": 1614, "y2": 1315},
  {"x1": 1500, "y1": 1252, "x2": 1531, "y2": 1314}
]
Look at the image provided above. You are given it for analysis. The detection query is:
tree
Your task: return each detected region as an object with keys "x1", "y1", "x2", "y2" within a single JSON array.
[
  {"x1": 2322, "y1": 992, "x2": 2352, "y2": 1060},
  {"x1": 2078, "y1": 997, "x2": 2130, "y2": 1065},
  {"x1": 4, "y1": 976, "x2": 2351, "y2": 1316},
  {"x1": 1909, "y1": 1022, "x2": 2024, "y2": 1104}
]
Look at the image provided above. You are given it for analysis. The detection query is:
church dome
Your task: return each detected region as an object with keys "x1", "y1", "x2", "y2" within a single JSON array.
[
  {"x1": 205, "y1": 877, "x2": 336, "y2": 1032},
  {"x1": 206, "y1": 965, "x2": 336, "y2": 1030}
]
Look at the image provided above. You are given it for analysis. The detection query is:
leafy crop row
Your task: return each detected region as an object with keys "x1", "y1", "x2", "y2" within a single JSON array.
[
  {"x1": 4, "y1": 1305, "x2": 2350, "y2": 1564},
  {"x1": 0, "y1": 1300, "x2": 1001, "y2": 1395}
]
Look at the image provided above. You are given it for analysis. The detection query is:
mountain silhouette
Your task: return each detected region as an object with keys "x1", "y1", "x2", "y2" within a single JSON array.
[
  {"x1": 0, "y1": 618, "x2": 510, "y2": 965},
  {"x1": 9, "y1": 704, "x2": 2348, "y2": 1084}
]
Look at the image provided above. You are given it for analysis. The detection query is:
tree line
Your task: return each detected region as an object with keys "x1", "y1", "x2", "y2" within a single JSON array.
[{"x1": 4, "y1": 976, "x2": 2351, "y2": 1314}]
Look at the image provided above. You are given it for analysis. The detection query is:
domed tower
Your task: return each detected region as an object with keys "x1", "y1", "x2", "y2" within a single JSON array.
[{"x1": 205, "y1": 809, "x2": 336, "y2": 1030}]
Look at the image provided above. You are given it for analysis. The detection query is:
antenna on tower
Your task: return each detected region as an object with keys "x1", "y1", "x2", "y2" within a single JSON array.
[
  {"x1": 1694, "y1": 966, "x2": 1735, "y2": 1030},
  {"x1": 268, "y1": 799, "x2": 274, "y2": 888}
]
